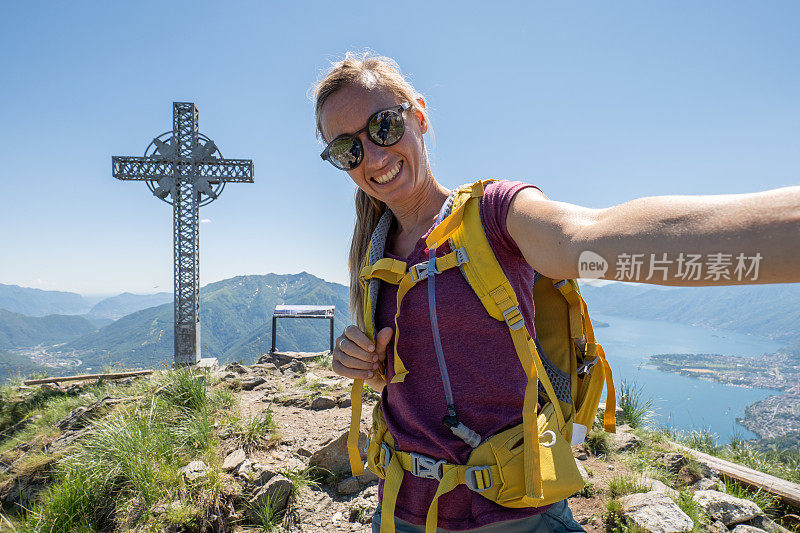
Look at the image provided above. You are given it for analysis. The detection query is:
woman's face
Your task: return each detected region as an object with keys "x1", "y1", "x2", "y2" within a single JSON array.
[{"x1": 319, "y1": 83, "x2": 428, "y2": 208}]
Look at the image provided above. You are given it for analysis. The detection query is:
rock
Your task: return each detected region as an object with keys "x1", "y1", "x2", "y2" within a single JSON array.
[
  {"x1": 63, "y1": 384, "x2": 84, "y2": 396},
  {"x1": 251, "y1": 363, "x2": 277, "y2": 372},
  {"x1": 337, "y1": 394, "x2": 352, "y2": 408},
  {"x1": 0, "y1": 458, "x2": 55, "y2": 510},
  {"x1": 55, "y1": 397, "x2": 112, "y2": 431},
  {"x1": 241, "y1": 376, "x2": 266, "y2": 391},
  {"x1": 224, "y1": 361, "x2": 249, "y2": 374},
  {"x1": 707, "y1": 520, "x2": 728, "y2": 533},
  {"x1": 357, "y1": 468, "x2": 379, "y2": 485},
  {"x1": 297, "y1": 447, "x2": 313, "y2": 457},
  {"x1": 613, "y1": 425, "x2": 642, "y2": 452},
  {"x1": 657, "y1": 452, "x2": 688, "y2": 474},
  {"x1": 635, "y1": 476, "x2": 679, "y2": 497},
  {"x1": 179, "y1": 460, "x2": 209, "y2": 482},
  {"x1": 310, "y1": 395, "x2": 337, "y2": 410},
  {"x1": 693, "y1": 490, "x2": 763, "y2": 526},
  {"x1": 749, "y1": 514, "x2": 792, "y2": 533},
  {"x1": 620, "y1": 491, "x2": 694, "y2": 533},
  {"x1": 40, "y1": 383, "x2": 61, "y2": 394},
  {"x1": 289, "y1": 360, "x2": 307, "y2": 373},
  {"x1": 150, "y1": 503, "x2": 168, "y2": 516},
  {"x1": 309, "y1": 430, "x2": 368, "y2": 476},
  {"x1": 732, "y1": 526, "x2": 766, "y2": 533},
  {"x1": 691, "y1": 477, "x2": 720, "y2": 491},
  {"x1": 677, "y1": 463, "x2": 710, "y2": 485},
  {"x1": 247, "y1": 475, "x2": 293, "y2": 518},
  {"x1": 337, "y1": 476, "x2": 361, "y2": 495},
  {"x1": 575, "y1": 460, "x2": 588, "y2": 480},
  {"x1": 237, "y1": 460, "x2": 276, "y2": 485},
  {"x1": 222, "y1": 448, "x2": 247, "y2": 472}
]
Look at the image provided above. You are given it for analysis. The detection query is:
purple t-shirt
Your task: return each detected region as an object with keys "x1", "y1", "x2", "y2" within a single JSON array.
[{"x1": 375, "y1": 180, "x2": 549, "y2": 530}]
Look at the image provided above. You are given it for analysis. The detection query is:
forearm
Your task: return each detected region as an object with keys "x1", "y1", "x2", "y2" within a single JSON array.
[
  {"x1": 509, "y1": 186, "x2": 800, "y2": 286},
  {"x1": 576, "y1": 186, "x2": 800, "y2": 285}
]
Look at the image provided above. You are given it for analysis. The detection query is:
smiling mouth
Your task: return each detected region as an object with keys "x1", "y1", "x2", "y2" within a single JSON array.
[{"x1": 372, "y1": 161, "x2": 402, "y2": 184}]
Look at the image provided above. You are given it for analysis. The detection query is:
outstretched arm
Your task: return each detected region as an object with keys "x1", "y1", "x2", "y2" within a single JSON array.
[{"x1": 507, "y1": 186, "x2": 800, "y2": 286}]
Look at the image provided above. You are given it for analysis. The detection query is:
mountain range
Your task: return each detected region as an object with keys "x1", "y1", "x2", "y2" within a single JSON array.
[{"x1": 0, "y1": 276, "x2": 798, "y2": 381}]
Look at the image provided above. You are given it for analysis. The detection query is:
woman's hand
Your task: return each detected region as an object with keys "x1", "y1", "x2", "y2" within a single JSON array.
[
  {"x1": 507, "y1": 186, "x2": 800, "y2": 286},
  {"x1": 332, "y1": 325, "x2": 393, "y2": 393}
]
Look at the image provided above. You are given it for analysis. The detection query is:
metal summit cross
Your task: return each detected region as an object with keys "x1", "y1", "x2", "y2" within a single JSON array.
[{"x1": 113, "y1": 102, "x2": 254, "y2": 366}]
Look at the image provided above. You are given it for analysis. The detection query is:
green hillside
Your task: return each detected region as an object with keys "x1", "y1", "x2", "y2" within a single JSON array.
[
  {"x1": 580, "y1": 282, "x2": 800, "y2": 343},
  {"x1": 0, "y1": 310, "x2": 97, "y2": 350},
  {"x1": 0, "y1": 349, "x2": 47, "y2": 379},
  {"x1": 63, "y1": 273, "x2": 350, "y2": 368},
  {"x1": 87, "y1": 292, "x2": 173, "y2": 320},
  {"x1": 0, "y1": 283, "x2": 89, "y2": 317}
]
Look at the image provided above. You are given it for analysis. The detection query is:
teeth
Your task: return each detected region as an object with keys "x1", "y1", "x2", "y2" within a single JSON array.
[{"x1": 373, "y1": 162, "x2": 402, "y2": 184}]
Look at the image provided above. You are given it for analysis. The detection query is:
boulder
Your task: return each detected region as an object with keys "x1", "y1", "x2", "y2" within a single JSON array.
[
  {"x1": 657, "y1": 452, "x2": 688, "y2": 474},
  {"x1": 691, "y1": 477, "x2": 721, "y2": 492},
  {"x1": 237, "y1": 460, "x2": 276, "y2": 485},
  {"x1": 619, "y1": 491, "x2": 694, "y2": 533},
  {"x1": 289, "y1": 360, "x2": 307, "y2": 374},
  {"x1": 357, "y1": 467, "x2": 379, "y2": 485},
  {"x1": 693, "y1": 490, "x2": 763, "y2": 526},
  {"x1": 707, "y1": 521, "x2": 728, "y2": 533},
  {"x1": 247, "y1": 475, "x2": 293, "y2": 518},
  {"x1": 337, "y1": 394, "x2": 352, "y2": 408},
  {"x1": 310, "y1": 396, "x2": 337, "y2": 410},
  {"x1": 731, "y1": 526, "x2": 766, "y2": 533},
  {"x1": 222, "y1": 448, "x2": 247, "y2": 472},
  {"x1": 337, "y1": 476, "x2": 361, "y2": 495},
  {"x1": 179, "y1": 460, "x2": 210, "y2": 483},
  {"x1": 224, "y1": 361, "x2": 249, "y2": 374},
  {"x1": 749, "y1": 514, "x2": 792, "y2": 533},
  {"x1": 241, "y1": 376, "x2": 266, "y2": 391},
  {"x1": 613, "y1": 425, "x2": 642, "y2": 452},
  {"x1": 309, "y1": 430, "x2": 368, "y2": 476},
  {"x1": 635, "y1": 476, "x2": 678, "y2": 498}
]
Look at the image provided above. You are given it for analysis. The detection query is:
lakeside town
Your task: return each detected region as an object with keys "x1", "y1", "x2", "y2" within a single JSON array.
[{"x1": 649, "y1": 351, "x2": 800, "y2": 439}]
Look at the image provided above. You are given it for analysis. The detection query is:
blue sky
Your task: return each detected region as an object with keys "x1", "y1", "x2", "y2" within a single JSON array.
[{"x1": 1, "y1": 1, "x2": 797, "y2": 295}]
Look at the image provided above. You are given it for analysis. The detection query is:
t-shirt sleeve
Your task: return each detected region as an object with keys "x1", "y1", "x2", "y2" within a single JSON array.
[{"x1": 480, "y1": 180, "x2": 542, "y2": 257}]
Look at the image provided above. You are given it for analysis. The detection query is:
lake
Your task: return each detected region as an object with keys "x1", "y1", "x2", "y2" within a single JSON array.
[{"x1": 593, "y1": 313, "x2": 784, "y2": 444}]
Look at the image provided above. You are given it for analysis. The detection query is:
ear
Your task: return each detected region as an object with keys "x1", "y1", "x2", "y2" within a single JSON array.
[{"x1": 415, "y1": 97, "x2": 428, "y2": 134}]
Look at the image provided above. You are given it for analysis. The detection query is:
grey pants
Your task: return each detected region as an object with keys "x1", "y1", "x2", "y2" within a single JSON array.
[{"x1": 370, "y1": 499, "x2": 585, "y2": 532}]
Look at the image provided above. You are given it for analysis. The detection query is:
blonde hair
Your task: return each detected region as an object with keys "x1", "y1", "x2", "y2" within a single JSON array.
[{"x1": 311, "y1": 51, "x2": 430, "y2": 327}]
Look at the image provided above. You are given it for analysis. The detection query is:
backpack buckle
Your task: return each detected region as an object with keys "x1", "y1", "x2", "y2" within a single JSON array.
[
  {"x1": 464, "y1": 465, "x2": 494, "y2": 492},
  {"x1": 454, "y1": 247, "x2": 470, "y2": 266},
  {"x1": 380, "y1": 443, "x2": 393, "y2": 470},
  {"x1": 577, "y1": 356, "x2": 599, "y2": 376},
  {"x1": 410, "y1": 452, "x2": 444, "y2": 481},
  {"x1": 410, "y1": 259, "x2": 440, "y2": 283},
  {"x1": 502, "y1": 306, "x2": 525, "y2": 331}
]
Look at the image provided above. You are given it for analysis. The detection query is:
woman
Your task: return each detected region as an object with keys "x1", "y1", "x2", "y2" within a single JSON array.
[{"x1": 313, "y1": 52, "x2": 800, "y2": 532}]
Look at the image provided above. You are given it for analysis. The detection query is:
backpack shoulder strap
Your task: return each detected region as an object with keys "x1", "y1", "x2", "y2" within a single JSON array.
[{"x1": 434, "y1": 179, "x2": 565, "y2": 499}]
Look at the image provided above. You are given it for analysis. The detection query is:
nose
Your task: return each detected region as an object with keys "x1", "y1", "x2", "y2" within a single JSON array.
[{"x1": 360, "y1": 133, "x2": 390, "y2": 171}]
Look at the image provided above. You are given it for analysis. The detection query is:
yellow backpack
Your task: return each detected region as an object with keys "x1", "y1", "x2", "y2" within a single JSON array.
[{"x1": 347, "y1": 180, "x2": 616, "y2": 533}]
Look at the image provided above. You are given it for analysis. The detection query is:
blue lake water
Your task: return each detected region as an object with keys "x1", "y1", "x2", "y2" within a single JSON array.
[{"x1": 594, "y1": 313, "x2": 784, "y2": 444}]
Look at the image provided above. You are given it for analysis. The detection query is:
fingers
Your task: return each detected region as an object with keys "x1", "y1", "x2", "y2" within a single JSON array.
[
  {"x1": 344, "y1": 325, "x2": 375, "y2": 352},
  {"x1": 332, "y1": 325, "x2": 382, "y2": 380},
  {"x1": 374, "y1": 327, "x2": 394, "y2": 361},
  {"x1": 336, "y1": 337, "x2": 375, "y2": 370}
]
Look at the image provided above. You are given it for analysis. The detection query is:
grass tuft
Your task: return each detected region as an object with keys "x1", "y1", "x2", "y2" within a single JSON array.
[{"x1": 618, "y1": 379, "x2": 654, "y2": 429}]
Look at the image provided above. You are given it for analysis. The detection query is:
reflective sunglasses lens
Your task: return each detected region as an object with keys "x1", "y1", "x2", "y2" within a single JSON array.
[
  {"x1": 328, "y1": 137, "x2": 362, "y2": 170},
  {"x1": 368, "y1": 109, "x2": 404, "y2": 146}
]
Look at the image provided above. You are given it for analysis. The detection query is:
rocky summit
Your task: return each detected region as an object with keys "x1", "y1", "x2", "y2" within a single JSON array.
[{"x1": 0, "y1": 352, "x2": 797, "y2": 532}]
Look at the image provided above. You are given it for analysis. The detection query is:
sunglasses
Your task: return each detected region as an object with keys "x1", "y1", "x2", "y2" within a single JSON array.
[{"x1": 320, "y1": 102, "x2": 411, "y2": 170}]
